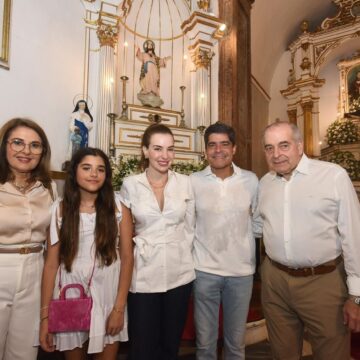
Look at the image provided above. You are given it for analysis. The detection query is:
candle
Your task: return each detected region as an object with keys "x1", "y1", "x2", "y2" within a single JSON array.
[
  {"x1": 123, "y1": 41, "x2": 128, "y2": 75},
  {"x1": 182, "y1": 54, "x2": 187, "y2": 85}
]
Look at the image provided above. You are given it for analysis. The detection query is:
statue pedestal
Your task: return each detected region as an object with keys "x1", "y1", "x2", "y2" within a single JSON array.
[
  {"x1": 137, "y1": 92, "x2": 164, "y2": 108},
  {"x1": 113, "y1": 104, "x2": 200, "y2": 162}
]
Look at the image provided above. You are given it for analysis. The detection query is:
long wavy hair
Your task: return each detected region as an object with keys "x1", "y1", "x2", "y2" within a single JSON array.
[
  {"x1": 140, "y1": 123, "x2": 174, "y2": 171},
  {"x1": 0, "y1": 117, "x2": 53, "y2": 197},
  {"x1": 60, "y1": 147, "x2": 118, "y2": 271}
]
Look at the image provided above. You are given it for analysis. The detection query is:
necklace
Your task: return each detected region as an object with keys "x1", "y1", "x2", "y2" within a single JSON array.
[{"x1": 12, "y1": 181, "x2": 29, "y2": 193}]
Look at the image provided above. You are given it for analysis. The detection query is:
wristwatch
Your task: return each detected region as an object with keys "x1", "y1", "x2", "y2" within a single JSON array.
[{"x1": 349, "y1": 295, "x2": 360, "y2": 305}]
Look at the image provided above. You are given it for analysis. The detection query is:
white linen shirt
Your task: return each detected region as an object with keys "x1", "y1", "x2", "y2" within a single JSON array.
[
  {"x1": 190, "y1": 164, "x2": 259, "y2": 277},
  {"x1": 120, "y1": 171, "x2": 195, "y2": 293},
  {"x1": 258, "y1": 154, "x2": 360, "y2": 295}
]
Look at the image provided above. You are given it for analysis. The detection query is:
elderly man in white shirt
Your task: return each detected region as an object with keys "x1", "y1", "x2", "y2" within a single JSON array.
[
  {"x1": 258, "y1": 120, "x2": 360, "y2": 360},
  {"x1": 190, "y1": 122, "x2": 259, "y2": 360}
]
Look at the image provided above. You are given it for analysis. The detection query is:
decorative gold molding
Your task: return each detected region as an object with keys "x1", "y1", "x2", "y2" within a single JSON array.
[
  {"x1": 197, "y1": 0, "x2": 210, "y2": 12},
  {"x1": 300, "y1": 57, "x2": 311, "y2": 71},
  {"x1": 321, "y1": 0, "x2": 359, "y2": 31},
  {"x1": 96, "y1": 19, "x2": 119, "y2": 47},
  {"x1": 191, "y1": 47, "x2": 214, "y2": 70},
  {"x1": 0, "y1": 0, "x2": 11, "y2": 69}
]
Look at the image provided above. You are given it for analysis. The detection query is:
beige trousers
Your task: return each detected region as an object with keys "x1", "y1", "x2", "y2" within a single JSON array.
[
  {"x1": 0, "y1": 252, "x2": 43, "y2": 360},
  {"x1": 261, "y1": 256, "x2": 350, "y2": 360}
]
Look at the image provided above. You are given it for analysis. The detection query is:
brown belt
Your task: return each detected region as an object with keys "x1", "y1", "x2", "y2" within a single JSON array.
[
  {"x1": 0, "y1": 245, "x2": 43, "y2": 255},
  {"x1": 268, "y1": 255, "x2": 342, "y2": 277}
]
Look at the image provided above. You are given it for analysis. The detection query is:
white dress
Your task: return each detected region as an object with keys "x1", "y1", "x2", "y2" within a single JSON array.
[{"x1": 48, "y1": 195, "x2": 128, "y2": 353}]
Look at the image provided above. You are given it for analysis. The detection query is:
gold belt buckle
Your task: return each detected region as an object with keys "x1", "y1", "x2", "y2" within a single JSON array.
[{"x1": 19, "y1": 247, "x2": 31, "y2": 255}]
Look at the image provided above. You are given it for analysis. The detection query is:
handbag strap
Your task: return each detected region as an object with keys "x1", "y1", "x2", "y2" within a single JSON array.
[
  {"x1": 55, "y1": 202, "x2": 96, "y2": 296},
  {"x1": 58, "y1": 256, "x2": 96, "y2": 295}
]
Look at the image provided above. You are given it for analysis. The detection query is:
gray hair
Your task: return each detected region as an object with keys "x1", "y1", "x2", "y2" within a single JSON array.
[{"x1": 262, "y1": 120, "x2": 303, "y2": 145}]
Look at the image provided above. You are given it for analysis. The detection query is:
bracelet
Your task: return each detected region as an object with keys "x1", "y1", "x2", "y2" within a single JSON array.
[
  {"x1": 112, "y1": 306, "x2": 125, "y2": 313},
  {"x1": 40, "y1": 305, "x2": 49, "y2": 311},
  {"x1": 40, "y1": 316, "x2": 49, "y2": 322}
]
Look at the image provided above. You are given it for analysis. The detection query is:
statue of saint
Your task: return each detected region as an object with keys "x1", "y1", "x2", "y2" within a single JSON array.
[
  {"x1": 136, "y1": 40, "x2": 171, "y2": 107},
  {"x1": 67, "y1": 100, "x2": 93, "y2": 159}
]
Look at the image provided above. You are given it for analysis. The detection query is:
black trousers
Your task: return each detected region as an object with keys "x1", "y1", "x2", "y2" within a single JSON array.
[{"x1": 128, "y1": 282, "x2": 193, "y2": 360}]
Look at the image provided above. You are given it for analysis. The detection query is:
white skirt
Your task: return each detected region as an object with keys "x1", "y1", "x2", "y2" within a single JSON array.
[{"x1": 35, "y1": 256, "x2": 128, "y2": 354}]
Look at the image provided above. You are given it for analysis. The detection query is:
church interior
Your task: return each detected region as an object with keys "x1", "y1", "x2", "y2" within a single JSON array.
[{"x1": 1, "y1": 0, "x2": 359, "y2": 358}]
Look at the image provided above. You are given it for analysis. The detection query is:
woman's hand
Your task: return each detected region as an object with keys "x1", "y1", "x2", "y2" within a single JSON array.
[
  {"x1": 106, "y1": 309, "x2": 124, "y2": 336},
  {"x1": 39, "y1": 319, "x2": 55, "y2": 352}
]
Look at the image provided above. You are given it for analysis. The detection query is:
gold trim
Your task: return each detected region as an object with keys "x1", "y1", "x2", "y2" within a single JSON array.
[
  {"x1": 119, "y1": 13, "x2": 185, "y2": 41},
  {"x1": 0, "y1": 0, "x2": 11, "y2": 69},
  {"x1": 181, "y1": 11, "x2": 222, "y2": 30}
]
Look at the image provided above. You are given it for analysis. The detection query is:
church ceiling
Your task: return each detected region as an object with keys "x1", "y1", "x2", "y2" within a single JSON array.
[{"x1": 251, "y1": 0, "x2": 341, "y2": 94}]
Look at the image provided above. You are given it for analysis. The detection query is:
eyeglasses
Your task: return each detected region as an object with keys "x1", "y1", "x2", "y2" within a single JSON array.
[{"x1": 7, "y1": 139, "x2": 44, "y2": 155}]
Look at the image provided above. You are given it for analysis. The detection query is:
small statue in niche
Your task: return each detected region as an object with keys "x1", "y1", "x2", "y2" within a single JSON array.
[
  {"x1": 287, "y1": 69, "x2": 295, "y2": 85},
  {"x1": 67, "y1": 100, "x2": 93, "y2": 159},
  {"x1": 136, "y1": 40, "x2": 171, "y2": 108}
]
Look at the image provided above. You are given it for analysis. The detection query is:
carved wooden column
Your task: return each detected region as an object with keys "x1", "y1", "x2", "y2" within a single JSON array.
[
  {"x1": 219, "y1": 0, "x2": 253, "y2": 169},
  {"x1": 301, "y1": 101, "x2": 314, "y2": 156}
]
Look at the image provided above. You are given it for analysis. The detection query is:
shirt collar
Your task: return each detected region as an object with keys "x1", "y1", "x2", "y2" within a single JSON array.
[
  {"x1": 268, "y1": 153, "x2": 310, "y2": 181},
  {"x1": 204, "y1": 163, "x2": 241, "y2": 178},
  {"x1": 137, "y1": 169, "x2": 175, "y2": 187},
  {"x1": 0, "y1": 180, "x2": 43, "y2": 194}
]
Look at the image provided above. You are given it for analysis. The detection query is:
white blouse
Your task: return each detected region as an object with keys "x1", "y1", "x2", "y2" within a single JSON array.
[{"x1": 120, "y1": 171, "x2": 195, "y2": 293}]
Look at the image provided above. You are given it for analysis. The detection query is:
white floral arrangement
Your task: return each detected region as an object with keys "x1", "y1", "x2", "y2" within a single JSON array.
[
  {"x1": 328, "y1": 151, "x2": 360, "y2": 181},
  {"x1": 326, "y1": 119, "x2": 359, "y2": 146},
  {"x1": 111, "y1": 156, "x2": 207, "y2": 190}
]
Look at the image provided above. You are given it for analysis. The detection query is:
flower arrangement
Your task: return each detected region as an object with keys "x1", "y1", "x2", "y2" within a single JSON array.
[
  {"x1": 328, "y1": 151, "x2": 360, "y2": 181},
  {"x1": 326, "y1": 119, "x2": 359, "y2": 146},
  {"x1": 111, "y1": 156, "x2": 207, "y2": 190}
]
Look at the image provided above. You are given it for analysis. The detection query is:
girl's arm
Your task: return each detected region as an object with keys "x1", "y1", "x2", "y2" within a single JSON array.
[
  {"x1": 106, "y1": 204, "x2": 134, "y2": 336},
  {"x1": 39, "y1": 233, "x2": 60, "y2": 352}
]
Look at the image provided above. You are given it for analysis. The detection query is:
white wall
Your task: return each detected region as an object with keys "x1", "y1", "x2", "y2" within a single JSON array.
[
  {"x1": 0, "y1": 0, "x2": 86, "y2": 170},
  {"x1": 268, "y1": 51, "x2": 290, "y2": 123},
  {"x1": 318, "y1": 59, "x2": 342, "y2": 148}
]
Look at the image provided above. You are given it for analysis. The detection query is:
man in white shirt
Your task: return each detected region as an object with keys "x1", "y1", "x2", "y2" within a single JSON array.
[
  {"x1": 190, "y1": 122, "x2": 259, "y2": 360},
  {"x1": 258, "y1": 120, "x2": 360, "y2": 360}
]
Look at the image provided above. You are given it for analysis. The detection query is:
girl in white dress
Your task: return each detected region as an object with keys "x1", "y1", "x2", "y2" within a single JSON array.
[{"x1": 39, "y1": 148, "x2": 134, "y2": 360}]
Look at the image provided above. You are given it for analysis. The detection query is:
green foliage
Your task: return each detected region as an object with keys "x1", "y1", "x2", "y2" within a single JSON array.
[
  {"x1": 326, "y1": 119, "x2": 359, "y2": 146},
  {"x1": 111, "y1": 156, "x2": 207, "y2": 190},
  {"x1": 328, "y1": 151, "x2": 360, "y2": 181}
]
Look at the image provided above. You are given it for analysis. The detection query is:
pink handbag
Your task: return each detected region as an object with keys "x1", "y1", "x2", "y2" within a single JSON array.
[
  {"x1": 48, "y1": 283, "x2": 92, "y2": 333},
  {"x1": 48, "y1": 260, "x2": 95, "y2": 333}
]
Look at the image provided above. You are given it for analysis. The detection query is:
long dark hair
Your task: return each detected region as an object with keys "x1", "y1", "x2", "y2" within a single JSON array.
[
  {"x1": 140, "y1": 123, "x2": 174, "y2": 171},
  {"x1": 0, "y1": 118, "x2": 53, "y2": 197},
  {"x1": 60, "y1": 147, "x2": 117, "y2": 271},
  {"x1": 72, "y1": 100, "x2": 93, "y2": 122}
]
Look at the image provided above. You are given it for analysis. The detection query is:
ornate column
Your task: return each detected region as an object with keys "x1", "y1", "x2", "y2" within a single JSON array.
[
  {"x1": 95, "y1": 13, "x2": 119, "y2": 153},
  {"x1": 301, "y1": 101, "x2": 314, "y2": 156},
  {"x1": 218, "y1": 0, "x2": 253, "y2": 169},
  {"x1": 182, "y1": 10, "x2": 224, "y2": 131}
]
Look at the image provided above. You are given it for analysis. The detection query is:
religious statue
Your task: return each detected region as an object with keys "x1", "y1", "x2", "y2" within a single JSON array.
[
  {"x1": 67, "y1": 100, "x2": 93, "y2": 159},
  {"x1": 136, "y1": 40, "x2": 171, "y2": 108}
]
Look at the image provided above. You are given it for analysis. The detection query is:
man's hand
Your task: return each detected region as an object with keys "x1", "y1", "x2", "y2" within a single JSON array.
[{"x1": 343, "y1": 298, "x2": 360, "y2": 332}]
